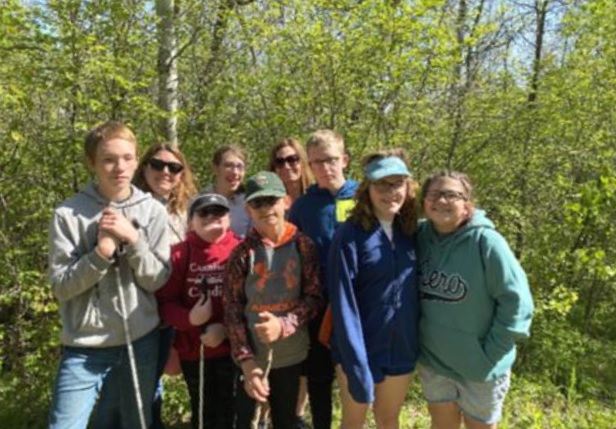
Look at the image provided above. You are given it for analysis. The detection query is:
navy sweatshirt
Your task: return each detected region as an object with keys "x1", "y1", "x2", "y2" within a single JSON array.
[{"x1": 327, "y1": 219, "x2": 419, "y2": 403}]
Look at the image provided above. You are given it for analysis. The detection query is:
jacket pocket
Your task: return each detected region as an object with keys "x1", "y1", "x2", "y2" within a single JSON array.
[{"x1": 420, "y1": 321, "x2": 494, "y2": 382}]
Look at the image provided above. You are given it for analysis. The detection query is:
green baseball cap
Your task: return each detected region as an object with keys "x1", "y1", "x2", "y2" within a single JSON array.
[{"x1": 245, "y1": 171, "x2": 287, "y2": 202}]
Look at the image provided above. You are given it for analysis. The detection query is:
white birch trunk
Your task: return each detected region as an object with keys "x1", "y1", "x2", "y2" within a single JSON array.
[{"x1": 156, "y1": 0, "x2": 178, "y2": 145}]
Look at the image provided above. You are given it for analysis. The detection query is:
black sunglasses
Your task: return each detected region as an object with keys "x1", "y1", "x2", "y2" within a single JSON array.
[
  {"x1": 196, "y1": 206, "x2": 229, "y2": 218},
  {"x1": 149, "y1": 158, "x2": 184, "y2": 175},
  {"x1": 274, "y1": 154, "x2": 300, "y2": 168},
  {"x1": 247, "y1": 196, "x2": 280, "y2": 209}
]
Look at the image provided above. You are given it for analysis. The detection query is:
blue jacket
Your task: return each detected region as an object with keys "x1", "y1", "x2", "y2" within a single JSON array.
[
  {"x1": 417, "y1": 210, "x2": 534, "y2": 382},
  {"x1": 289, "y1": 180, "x2": 359, "y2": 290},
  {"x1": 327, "y1": 220, "x2": 419, "y2": 403}
]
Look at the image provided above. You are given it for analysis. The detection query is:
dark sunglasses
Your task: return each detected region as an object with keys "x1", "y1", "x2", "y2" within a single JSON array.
[
  {"x1": 149, "y1": 158, "x2": 184, "y2": 175},
  {"x1": 274, "y1": 154, "x2": 300, "y2": 168},
  {"x1": 196, "y1": 206, "x2": 229, "y2": 218},
  {"x1": 248, "y1": 196, "x2": 280, "y2": 209}
]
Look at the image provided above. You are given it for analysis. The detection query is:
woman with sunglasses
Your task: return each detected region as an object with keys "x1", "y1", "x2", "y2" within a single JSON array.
[
  {"x1": 135, "y1": 143, "x2": 198, "y2": 244},
  {"x1": 269, "y1": 138, "x2": 314, "y2": 205},
  {"x1": 134, "y1": 142, "x2": 197, "y2": 429},
  {"x1": 203, "y1": 144, "x2": 251, "y2": 239},
  {"x1": 327, "y1": 149, "x2": 420, "y2": 429}
]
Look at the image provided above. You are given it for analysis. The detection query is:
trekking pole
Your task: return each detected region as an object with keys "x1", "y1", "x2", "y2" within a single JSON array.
[
  {"x1": 251, "y1": 346, "x2": 274, "y2": 429},
  {"x1": 198, "y1": 341, "x2": 205, "y2": 429},
  {"x1": 116, "y1": 260, "x2": 148, "y2": 429}
]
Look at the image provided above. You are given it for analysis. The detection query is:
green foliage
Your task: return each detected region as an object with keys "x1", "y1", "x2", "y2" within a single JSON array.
[{"x1": 1, "y1": 0, "x2": 616, "y2": 425}]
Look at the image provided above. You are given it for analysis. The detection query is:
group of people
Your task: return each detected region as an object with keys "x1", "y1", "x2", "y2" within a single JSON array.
[{"x1": 47, "y1": 121, "x2": 534, "y2": 429}]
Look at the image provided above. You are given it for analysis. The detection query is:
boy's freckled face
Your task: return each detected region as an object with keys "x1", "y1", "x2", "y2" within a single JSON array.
[
  {"x1": 89, "y1": 138, "x2": 138, "y2": 199},
  {"x1": 308, "y1": 145, "x2": 348, "y2": 190}
]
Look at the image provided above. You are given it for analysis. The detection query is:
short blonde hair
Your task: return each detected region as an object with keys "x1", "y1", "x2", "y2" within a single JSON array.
[
  {"x1": 84, "y1": 121, "x2": 137, "y2": 162},
  {"x1": 306, "y1": 129, "x2": 345, "y2": 154}
]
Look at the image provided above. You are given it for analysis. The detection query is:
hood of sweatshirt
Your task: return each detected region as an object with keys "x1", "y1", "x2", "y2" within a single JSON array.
[
  {"x1": 420, "y1": 209, "x2": 494, "y2": 266},
  {"x1": 81, "y1": 183, "x2": 152, "y2": 225}
]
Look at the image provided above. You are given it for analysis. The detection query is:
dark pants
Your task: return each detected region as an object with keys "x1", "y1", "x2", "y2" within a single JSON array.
[
  {"x1": 181, "y1": 355, "x2": 236, "y2": 429},
  {"x1": 306, "y1": 315, "x2": 335, "y2": 429},
  {"x1": 235, "y1": 363, "x2": 302, "y2": 429},
  {"x1": 152, "y1": 326, "x2": 175, "y2": 429}
]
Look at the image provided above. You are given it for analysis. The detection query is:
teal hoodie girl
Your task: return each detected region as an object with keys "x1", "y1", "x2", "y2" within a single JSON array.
[{"x1": 416, "y1": 209, "x2": 533, "y2": 382}]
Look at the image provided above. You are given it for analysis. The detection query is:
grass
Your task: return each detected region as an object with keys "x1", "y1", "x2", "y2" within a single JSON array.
[{"x1": 162, "y1": 374, "x2": 616, "y2": 429}]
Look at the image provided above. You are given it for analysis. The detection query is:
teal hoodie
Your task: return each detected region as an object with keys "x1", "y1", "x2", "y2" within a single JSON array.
[{"x1": 417, "y1": 210, "x2": 533, "y2": 382}]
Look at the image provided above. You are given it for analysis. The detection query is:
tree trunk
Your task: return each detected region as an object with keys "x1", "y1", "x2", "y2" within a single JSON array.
[
  {"x1": 156, "y1": 0, "x2": 178, "y2": 145},
  {"x1": 513, "y1": 0, "x2": 549, "y2": 259}
]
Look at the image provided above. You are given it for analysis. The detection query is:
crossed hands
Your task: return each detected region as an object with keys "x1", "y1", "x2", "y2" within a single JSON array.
[{"x1": 96, "y1": 207, "x2": 139, "y2": 259}]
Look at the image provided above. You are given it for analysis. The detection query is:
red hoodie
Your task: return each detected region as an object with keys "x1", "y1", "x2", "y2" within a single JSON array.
[{"x1": 157, "y1": 230, "x2": 240, "y2": 361}]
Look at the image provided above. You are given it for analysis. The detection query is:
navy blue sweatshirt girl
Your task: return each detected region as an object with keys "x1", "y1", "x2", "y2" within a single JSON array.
[{"x1": 327, "y1": 219, "x2": 419, "y2": 403}]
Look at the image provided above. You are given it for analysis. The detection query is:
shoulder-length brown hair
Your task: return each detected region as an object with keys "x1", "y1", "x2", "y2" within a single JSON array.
[
  {"x1": 349, "y1": 148, "x2": 419, "y2": 237},
  {"x1": 268, "y1": 138, "x2": 314, "y2": 195},
  {"x1": 134, "y1": 143, "x2": 198, "y2": 216}
]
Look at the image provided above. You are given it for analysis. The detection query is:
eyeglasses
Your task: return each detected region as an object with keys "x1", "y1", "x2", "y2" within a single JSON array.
[
  {"x1": 196, "y1": 206, "x2": 229, "y2": 218},
  {"x1": 247, "y1": 196, "x2": 280, "y2": 209},
  {"x1": 149, "y1": 158, "x2": 184, "y2": 175},
  {"x1": 222, "y1": 162, "x2": 245, "y2": 172},
  {"x1": 371, "y1": 179, "x2": 406, "y2": 193},
  {"x1": 309, "y1": 156, "x2": 340, "y2": 167},
  {"x1": 274, "y1": 154, "x2": 300, "y2": 168},
  {"x1": 425, "y1": 190, "x2": 467, "y2": 203}
]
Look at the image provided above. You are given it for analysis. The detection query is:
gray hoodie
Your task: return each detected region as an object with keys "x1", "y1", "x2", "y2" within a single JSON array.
[{"x1": 48, "y1": 183, "x2": 171, "y2": 347}]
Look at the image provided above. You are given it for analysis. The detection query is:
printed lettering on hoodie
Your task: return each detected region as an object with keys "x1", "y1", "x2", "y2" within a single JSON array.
[
  {"x1": 187, "y1": 262, "x2": 225, "y2": 298},
  {"x1": 418, "y1": 259, "x2": 467, "y2": 303}
]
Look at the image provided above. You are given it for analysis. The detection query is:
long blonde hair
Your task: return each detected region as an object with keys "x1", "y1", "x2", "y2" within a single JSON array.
[
  {"x1": 134, "y1": 143, "x2": 197, "y2": 216},
  {"x1": 349, "y1": 148, "x2": 419, "y2": 237}
]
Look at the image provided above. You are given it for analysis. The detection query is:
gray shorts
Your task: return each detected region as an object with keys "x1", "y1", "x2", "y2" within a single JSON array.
[{"x1": 417, "y1": 363, "x2": 511, "y2": 424}]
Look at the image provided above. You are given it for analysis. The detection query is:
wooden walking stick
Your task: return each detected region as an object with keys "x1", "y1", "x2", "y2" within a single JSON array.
[{"x1": 250, "y1": 347, "x2": 274, "y2": 429}]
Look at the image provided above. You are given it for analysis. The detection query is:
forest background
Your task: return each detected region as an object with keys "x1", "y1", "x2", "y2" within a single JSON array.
[{"x1": 0, "y1": 0, "x2": 614, "y2": 427}]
